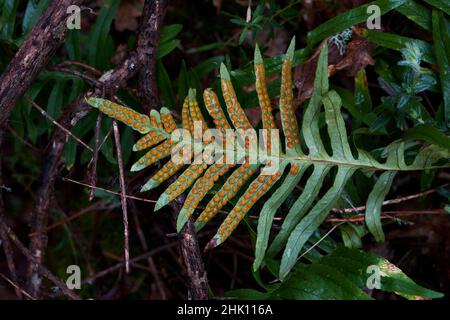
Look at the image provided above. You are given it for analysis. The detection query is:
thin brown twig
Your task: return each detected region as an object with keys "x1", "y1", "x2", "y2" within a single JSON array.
[
  {"x1": 103, "y1": 251, "x2": 155, "y2": 273},
  {"x1": 87, "y1": 111, "x2": 103, "y2": 200},
  {"x1": 325, "y1": 209, "x2": 447, "y2": 222},
  {"x1": 28, "y1": 200, "x2": 103, "y2": 237},
  {"x1": 48, "y1": 66, "x2": 103, "y2": 87},
  {"x1": 61, "y1": 177, "x2": 157, "y2": 203},
  {"x1": 298, "y1": 222, "x2": 345, "y2": 260},
  {"x1": 113, "y1": 120, "x2": 130, "y2": 273},
  {"x1": 56, "y1": 60, "x2": 102, "y2": 76},
  {"x1": 26, "y1": 99, "x2": 90, "y2": 298},
  {"x1": 332, "y1": 183, "x2": 449, "y2": 214},
  {"x1": 6, "y1": 124, "x2": 42, "y2": 153},
  {"x1": 25, "y1": 96, "x2": 93, "y2": 152},
  {"x1": 63, "y1": 175, "x2": 446, "y2": 226},
  {"x1": 82, "y1": 242, "x2": 178, "y2": 285},
  {"x1": 0, "y1": 273, "x2": 36, "y2": 300}
]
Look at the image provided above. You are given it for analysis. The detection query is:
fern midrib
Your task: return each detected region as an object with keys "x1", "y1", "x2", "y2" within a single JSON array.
[{"x1": 144, "y1": 136, "x2": 449, "y2": 172}]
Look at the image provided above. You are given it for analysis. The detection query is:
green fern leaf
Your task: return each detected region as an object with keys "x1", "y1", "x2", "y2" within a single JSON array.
[{"x1": 85, "y1": 37, "x2": 450, "y2": 281}]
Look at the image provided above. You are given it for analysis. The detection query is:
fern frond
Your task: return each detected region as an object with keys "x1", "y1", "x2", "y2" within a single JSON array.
[
  {"x1": 87, "y1": 97, "x2": 152, "y2": 134},
  {"x1": 85, "y1": 37, "x2": 450, "y2": 280}
]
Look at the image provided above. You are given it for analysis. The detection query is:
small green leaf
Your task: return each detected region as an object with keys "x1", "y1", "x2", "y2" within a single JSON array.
[
  {"x1": 22, "y1": 0, "x2": 51, "y2": 35},
  {"x1": 403, "y1": 124, "x2": 450, "y2": 150},
  {"x1": 157, "y1": 60, "x2": 176, "y2": 110},
  {"x1": 365, "y1": 31, "x2": 436, "y2": 64},
  {"x1": 158, "y1": 39, "x2": 180, "y2": 59},
  {"x1": 307, "y1": 0, "x2": 407, "y2": 48},
  {"x1": 87, "y1": 0, "x2": 120, "y2": 69},
  {"x1": 1, "y1": 0, "x2": 19, "y2": 40},
  {"x1": 160, "y1": 24, "x2": 183, "y2": 43},
  {"x1": 355, "y1": 69, "x2": 372, "y2": 114},
  {"x1": 365, "y1": 171, "x2": 396, "y2": 242},
  {"x1": 423, "y1": 0, "x2": 450, "y2": 15},
  {"x1": 396, "y1": 1, "x2": 431, "y2": 31}
]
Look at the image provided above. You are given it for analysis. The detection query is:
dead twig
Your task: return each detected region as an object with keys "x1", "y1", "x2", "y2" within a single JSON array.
[
  {"x1": 48, "y1": 66, "x2": 103, "y2": 87},
  {"x1": 82, "y1": 243, "x2": 178, "y2": 285},
  {"x1": 56, "y1": 60, "x2": 102, "y2": 76},
  {"x1": 26, "y1": 96, "x2": 93, "y2": 152},
  {"x1": 0, "y1": 273, "x2": 35, "y2": 300},
  {"x1": 87, "y1": 111, "x2": 103, "y2": 200},
  {"x1": 28, "y1": 200, "x2": 103, "y2": 237},
  {"x1": 113, "y1": 120, "x2": 130, "y2": 273},
  {"x1": 325, "y1": 209, "x2": 447, "y2": 222},
  {"x1": 61, "y1": 177, "x2": 157, "y2": 203},
  {"x1": 332, "y1": 183, "x2": 449, "y2": 214}
]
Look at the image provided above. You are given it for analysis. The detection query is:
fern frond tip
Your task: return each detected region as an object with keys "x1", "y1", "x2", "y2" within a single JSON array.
[
  {"x1": 176, "y1": 212, "x2": 189, "y2": 232},
  {"x1": 140, "y1": 179, "x2": 159, "y2": 192},
  {"x1": 220, "y1": 63, "x2": 231, "y2": 81},
  {"x1": 254, "y1": 44, "x2": 263, "y2": 64},
  {"x1": 154, "y1": 194, "x2": 171, "y2": 211},
  {"x1": 286, "y1": 36, "x2": 296, "y2": 61},
  {"x1": 188, "y1": 88, "x2": 197, "y2": 101}
]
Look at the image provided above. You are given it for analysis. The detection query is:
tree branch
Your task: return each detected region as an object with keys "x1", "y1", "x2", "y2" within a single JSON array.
[
  {"x1": 169, "y1": 186, "x2": 209, "y2": 300},
  {"x1": 137, "y1": 0, "x2": 168, "y2": 112},
  {"x1": 0, "y1": 0, "x2": 85, "y2": 126}
]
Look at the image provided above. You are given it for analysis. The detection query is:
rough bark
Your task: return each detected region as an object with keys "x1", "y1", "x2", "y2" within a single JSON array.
[
  {"x1": 0, "y1": 0, "x2": 84, "y2": 126},
  {"x1": 179, "y1": 219, "x2": 209, "y2": 299},
  {"x1": 137, "y1": 0, "x2": 167, "y2": 111},
  {"x1": 169, "y1": 181, "x2": 209, "y2": 300}
]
